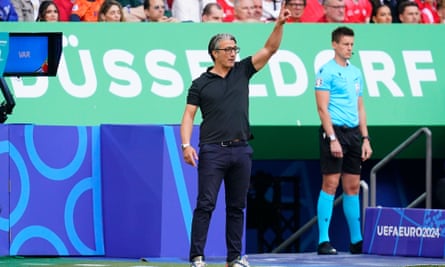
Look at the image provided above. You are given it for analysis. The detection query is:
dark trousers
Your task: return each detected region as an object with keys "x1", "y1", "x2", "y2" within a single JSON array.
[{"x1": 189, "y1": 143, "x2": 253, "y2": 263}]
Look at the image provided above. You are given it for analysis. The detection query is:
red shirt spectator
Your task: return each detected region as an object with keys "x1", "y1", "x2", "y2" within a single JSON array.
[
  {"x1": 217, "y1": 0, "x2": 234, "y2": 21},
  {"x1": 344, "y1": 0, "x2": 372, "y2": 22},
  {"x1": 300, "y1": 0, "x2": 324, "y2": 21},
  {"x1": 53, "y1": 0, "x2": 74, "y2": 21},
  {"x1": 416, "y1": 0, "x2": 440, "y2": 23}
]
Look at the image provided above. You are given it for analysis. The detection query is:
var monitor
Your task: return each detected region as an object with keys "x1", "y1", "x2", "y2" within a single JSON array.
[{"x1": 3, "y1": 32, "x2": 62, "y2": 77}]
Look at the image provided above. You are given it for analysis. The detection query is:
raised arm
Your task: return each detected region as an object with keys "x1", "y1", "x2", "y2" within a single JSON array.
[{"x1": 251, "y1": 1, "x2": 290, "y2": 71}]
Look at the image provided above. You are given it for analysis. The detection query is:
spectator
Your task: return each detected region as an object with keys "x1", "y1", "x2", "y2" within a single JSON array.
[
  {"x1": 118, "y1": 0, "x2": 145, "y2": 21},
  {"x1": 172, "y1": 0, "x2": 199, "y2": 21},
  {"x1": 202, "y1": 2, "x2": 224, "y2": 22},
  {"x1": 172, "y1": 0, "x2": 214, "y2": 22},
  {"x1": 98, "y1": 0, "x2": 125, "y2": 21},
  {"x1": 417, "y1": 0, "x2": 440, "y2": 23},
  {"x1": 262, "y1": 0, "x2": 283, "y2": 21},
  {"x1": 438, "y1": 0, "x2": 445, "y2": 22},
  {"x1": 53, "y1": 0, "x2": 73, "y2": 21},
  {"x1": 31, "y1": 0, "x2": 39, "y2": 19},
  {"x1": 70, "y1": 0, "x2": 105, "y2": 21},
  {"x1": 317, "y1": 0, "x2": 346, "y2": 22},
  {"x1": 371, "y1": 2, "x2": 392, "y2": 22},
  {"x1": 285, "y1": 0, "x2": 306, "y2": 22},
  {"x1": 398, "y1": 0, "x2": 420, "y2": 23},
  {"x1": 144, "y1": 0, "x2": 179, "y2": 21},
  {"x1": 217, "y1": 0, "x2": 235, "y2": 21},
  {"x1": 0, "y1": 0, "x2": 18, "y2": 21},
  {"x1": 253, "y1": 0, "x2": 266, "y2": 20},
  {"x1": 300, "y1": 0, "x2": 324, "y2": 21},
  {"x1": 233, "y1": 0, "x2": 256, "y2": 21},
  {"x1": 344, "y1": 0, "x2": 372, "y2": 22},
  {"x1": 36, "y1": 0, "x2": 59, "y2": 21},
  {"x1": 10, "y1": 0, "x2": 34, "y2": 21}
]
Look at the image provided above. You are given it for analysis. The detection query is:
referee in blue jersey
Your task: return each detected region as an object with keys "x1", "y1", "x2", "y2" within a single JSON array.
[{"x1": 314, "y1": 26, "x2": 373, "y2": 255}]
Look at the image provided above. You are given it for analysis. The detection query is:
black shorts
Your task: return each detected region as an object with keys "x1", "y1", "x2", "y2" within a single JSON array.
[{"x1": 319, "y1": 125, "x2": 362, "y2": 175}]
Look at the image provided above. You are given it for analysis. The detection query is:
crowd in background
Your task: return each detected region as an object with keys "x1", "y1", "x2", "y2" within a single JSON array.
[{"x1": 0, "y1": 0, "x2": 444, "y2": 23}]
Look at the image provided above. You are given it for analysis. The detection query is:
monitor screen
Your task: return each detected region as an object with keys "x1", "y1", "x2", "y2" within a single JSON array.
[
  {"x1": 2, "y1": 32, "x2": 62, "y2": 77},
  {"x1": 4, "y1": 36, "x2": 48, "y2": 74}
]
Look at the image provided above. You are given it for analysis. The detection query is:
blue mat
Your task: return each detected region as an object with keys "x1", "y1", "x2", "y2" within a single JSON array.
[{"x1": 147, "y1": 253, "x2": 445, "y2": 267}]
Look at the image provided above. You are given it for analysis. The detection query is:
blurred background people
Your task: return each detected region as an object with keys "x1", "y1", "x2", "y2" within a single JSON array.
[
  {"x1": 285, "y1": 0, "x2": 306, "y2": 22},
  {"x1": 98, "y1": 0, "x2": 125, "y2": 21},
  {"x1": 117, "y1": 0, "x2": 145, "y2": 21},
  {"x1": 317, "y1": 0, "x2": 345, "y2": 22},
  {"x1": 438, "y1": 0, "x2": 445, "y2": 22},
  {"x1": 233, "y1": 0, "x2": 256, "y2": 21},
  {"x1": 371, "y1": 2, "x2": 392, "y2": 23},
  {"x1": 262, "y1": 0, "x2": 283, "y2": 21},
  {"x1": 398, "y1": 0, "x2": 420, "y2": 23},
  {"x1": 11, "y1": 0, "x2": 34, "y2": 21},
  {"x1": 344, "y1": 0, "x2": 372, "y2": 22},
  {"x1": 201, "y1": 2, "x2": 224, "y2": 21},
  {"x1": 253, "y1": 0, "x2": 266, "y2": 20},
  {"x1": 417, "y1": 0, "x2": 440, "y2": 23},
  {"x1": 70, "y1": 0, "x2": 104, "y2": 21},
  {"x1": 53, "y1": 0, "x2": 73, "y2": 21},
  {"x1": 0, "y1": 0, "x2": 18, "y2": 21},
  {"x1": 36, "y1": 0, "x2": 60, "y2": 21},
  {"x1": 144, "y1": 0, "x2": 178, "y2": 21},
  {"x1": 217, "y1": 0, "x2": 235, "y2": 21},
  {"x1": 172, "y1": 0, "x2": 214, "y2": 22}
]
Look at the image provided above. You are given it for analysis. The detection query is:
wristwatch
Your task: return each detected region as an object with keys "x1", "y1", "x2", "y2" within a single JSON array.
[
  {"x1": 362, "y1": 136, "x2": 371, "y2": 141},
  {"x1": 329, "y1": 134, "x2": 337, "y2": 142},
  {"x1": 181, "y1": 143, "x2": 191, "y2": 150}
]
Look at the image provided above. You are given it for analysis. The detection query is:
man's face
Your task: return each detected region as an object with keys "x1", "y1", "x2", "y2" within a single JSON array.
[
  {"x1": 324, "y1": 0, "x2": 345, "y2": 22},
  {"x1": 234, "y1": 0, "x2": 254, "y2": 21},
  {"x1": 203, "y1": 6, "x2": 224, "y2": 22},
  {"x1": 146, "y1": 0, "x2": 165, "y2": 21},
  {"x1": 399, "y1": 6, "x2": 420, "y2": 23},
  {"x1": 253, "y1": 0, "x2": 263, "y2": 20},
  {"x1": 286, "y1": 0, "x2": 306, "y2": 19},
  {"x1": 213, "y1": 39, "x2": 238, "y2": 68},
  {"x1": 333, "y1": 35, "x2": 354, "y2": 61}
]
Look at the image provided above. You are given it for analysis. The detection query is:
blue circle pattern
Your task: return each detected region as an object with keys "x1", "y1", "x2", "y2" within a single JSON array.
[
  {"x1": 65, "y1": 177, "x2": 96, "y2": 254},
  {"x1": 10, "y1": 225, "x2": 68, "y2": 255},
  {"x1": 0, "y1": 141, "x2": 30, "y2": 230},
  {"x1": 25, "y1": 125, "x2": 87, "y2": 180},
  {"x1": 9, "y1": 125, "x2": 93, "y2": 254}
]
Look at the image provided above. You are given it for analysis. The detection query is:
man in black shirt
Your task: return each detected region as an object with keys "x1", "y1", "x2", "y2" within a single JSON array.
[{"x1": 180, "y1": 2, "x2": 290, "y2": 267}]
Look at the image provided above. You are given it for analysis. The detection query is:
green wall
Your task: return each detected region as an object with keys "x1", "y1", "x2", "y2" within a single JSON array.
[{"x1": 1, "y1": 23, "x2": 444, "y2": 158}]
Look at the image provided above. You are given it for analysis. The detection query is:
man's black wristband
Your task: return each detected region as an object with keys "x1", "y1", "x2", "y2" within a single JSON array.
[{"x1": 362, "y1": 136, "x2": 371, "y2": 141}]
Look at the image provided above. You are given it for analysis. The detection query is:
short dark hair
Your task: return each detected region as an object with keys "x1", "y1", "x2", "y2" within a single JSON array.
[
  {"x1": 331, "y1": 26, "x2": 354, "y2": 43},
  {"x1": 398, "y1": 0, "x2": 418, "y2": 15},
  {"x1": 202, "y1": 2, "x2": 222, "y2": 17},
  {"x1": 207, "y1": 33, "x2": 237, "y2": 61}
]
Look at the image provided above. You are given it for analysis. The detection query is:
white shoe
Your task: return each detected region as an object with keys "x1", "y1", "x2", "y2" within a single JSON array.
[
  {"x1": 227, "y1": 255, "x2": 250, "y2": 267},
  {"x1": 190, "y1": 256, "x2": 207, "y2": 267}
]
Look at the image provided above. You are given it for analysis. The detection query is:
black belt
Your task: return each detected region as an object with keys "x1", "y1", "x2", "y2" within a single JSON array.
[
  {"x1": 333, "y1": 125, "x2": 359, "y2": 132},
  {"x1": 219, "y1": 139, "x2": 247, "y2": 147}
]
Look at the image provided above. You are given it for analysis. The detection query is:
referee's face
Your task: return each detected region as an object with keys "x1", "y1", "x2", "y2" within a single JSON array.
[{"x1": 333, "y1": 35, "x2": 354, "y2": 61}]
